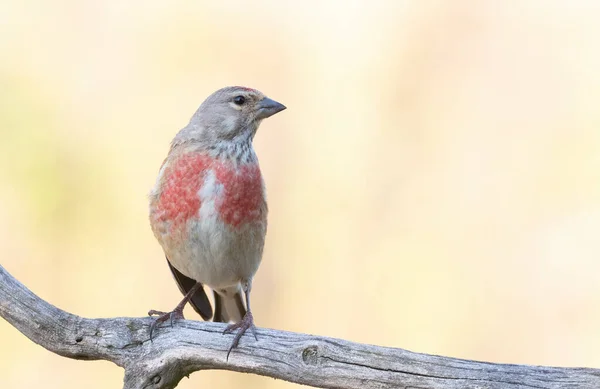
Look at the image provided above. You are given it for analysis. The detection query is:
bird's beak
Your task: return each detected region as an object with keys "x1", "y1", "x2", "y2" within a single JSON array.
[{"x1": 256, "y1": 97, "x2": 286, "y2": 119}]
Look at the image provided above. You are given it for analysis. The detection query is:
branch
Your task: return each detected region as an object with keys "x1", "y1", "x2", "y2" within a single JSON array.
[{"x1": 1, "y1": 264, "x2": 598, "y2": 389}]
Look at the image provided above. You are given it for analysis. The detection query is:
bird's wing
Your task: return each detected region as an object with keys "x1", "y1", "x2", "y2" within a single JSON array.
[{"x1": 166, "y1": 257, "x2": 213, "y2": 320}]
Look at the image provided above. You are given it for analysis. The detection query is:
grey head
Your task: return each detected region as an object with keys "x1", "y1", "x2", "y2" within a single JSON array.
[{"x1": 173, "y1": 86, "x2": 286, "y2": 147}]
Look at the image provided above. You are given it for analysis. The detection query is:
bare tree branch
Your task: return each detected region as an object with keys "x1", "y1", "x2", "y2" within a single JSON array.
[{"x1": 1, "y1": 264, "x2": 598, "y2": 389}]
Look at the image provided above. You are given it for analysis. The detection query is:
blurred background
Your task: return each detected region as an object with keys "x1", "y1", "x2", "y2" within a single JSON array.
[{"x1": 1, "y1": 0, "x2": 600, "y2": 387}]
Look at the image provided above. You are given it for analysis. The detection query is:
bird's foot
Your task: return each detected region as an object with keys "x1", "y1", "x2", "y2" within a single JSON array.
[
  {"x1": 223, "y1": 310, "x2": 257, "y2": 360},
  {"x1": 148, "y1": 307, "x2": 185, "y2": 341}
]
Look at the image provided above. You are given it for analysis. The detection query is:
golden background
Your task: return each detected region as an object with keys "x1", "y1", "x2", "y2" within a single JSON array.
[{"x1": 1, "y1": 1, "x2": 600, "y2": 388}]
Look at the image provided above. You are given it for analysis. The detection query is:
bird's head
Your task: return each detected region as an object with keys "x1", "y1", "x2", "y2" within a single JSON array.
[{"x1": 181, "y1": 86, "x2": 286, "y2": 145}]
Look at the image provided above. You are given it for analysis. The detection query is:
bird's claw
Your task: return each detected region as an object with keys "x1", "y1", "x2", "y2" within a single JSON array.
[
  {"x1": 148, "y1": 308, "x2": 185, "y2": 341},
  {"x1": 224, "y1": 311, "x2": 257, "y2": 360}
]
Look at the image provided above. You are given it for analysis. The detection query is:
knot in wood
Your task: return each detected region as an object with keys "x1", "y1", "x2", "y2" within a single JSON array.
[{"x1": 302, "y1": 346, "x2": 319, "y2": 365}]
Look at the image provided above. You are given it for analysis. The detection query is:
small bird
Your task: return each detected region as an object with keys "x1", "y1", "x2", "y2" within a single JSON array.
[{"x1": 147, "y1": 86, "x2": 285, "y2": 357}]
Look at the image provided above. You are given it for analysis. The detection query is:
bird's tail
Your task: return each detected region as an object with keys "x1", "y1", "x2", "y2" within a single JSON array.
[{"x1": 213, "y1": 289, "x2": 246, "y2": 323}]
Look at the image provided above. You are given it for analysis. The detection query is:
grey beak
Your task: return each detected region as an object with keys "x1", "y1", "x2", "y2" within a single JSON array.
[{"x1": 256, "y1": 97, "x2": 286, "y2": 119}]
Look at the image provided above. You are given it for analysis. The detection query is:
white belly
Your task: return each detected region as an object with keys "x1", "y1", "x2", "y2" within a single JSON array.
[{"x1": 164, "y1": 214, "x2": 265, "y2": 288}]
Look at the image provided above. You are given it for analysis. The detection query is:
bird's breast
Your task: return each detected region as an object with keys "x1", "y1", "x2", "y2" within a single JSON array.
[
  {"x1": 211, "y1": 160, "x2": 265, "y2": 227},
  {"x1": 150, "y1": 152, "x2": 266, "y2": 240}
]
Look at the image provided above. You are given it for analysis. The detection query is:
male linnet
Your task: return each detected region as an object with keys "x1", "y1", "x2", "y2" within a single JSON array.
[{"x1": 148, "y1": 86, "x2": 286, "y2": 357}]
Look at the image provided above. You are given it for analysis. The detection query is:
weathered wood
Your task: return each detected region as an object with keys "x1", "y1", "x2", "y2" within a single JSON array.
[{"x1": 0, "y1": 264, "x2": 598, "y2": 389}]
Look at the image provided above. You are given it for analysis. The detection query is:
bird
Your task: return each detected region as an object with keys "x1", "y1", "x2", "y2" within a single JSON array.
[{"x1": 147, "y1": 86, "x2": 285, "y2": 358}]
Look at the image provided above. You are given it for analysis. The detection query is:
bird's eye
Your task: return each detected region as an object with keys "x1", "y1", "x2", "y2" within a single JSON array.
[{"x1": 233, "y1": 95, "x2": 246, "y2": 105}]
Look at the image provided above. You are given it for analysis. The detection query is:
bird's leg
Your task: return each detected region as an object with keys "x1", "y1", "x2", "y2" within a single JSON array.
[
  {"x1": 148, "y1": 282, "x2": 202, "y2": 340},
  {"x1": 224, "y1": 279, "x2": 257, "y2": 359}
]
